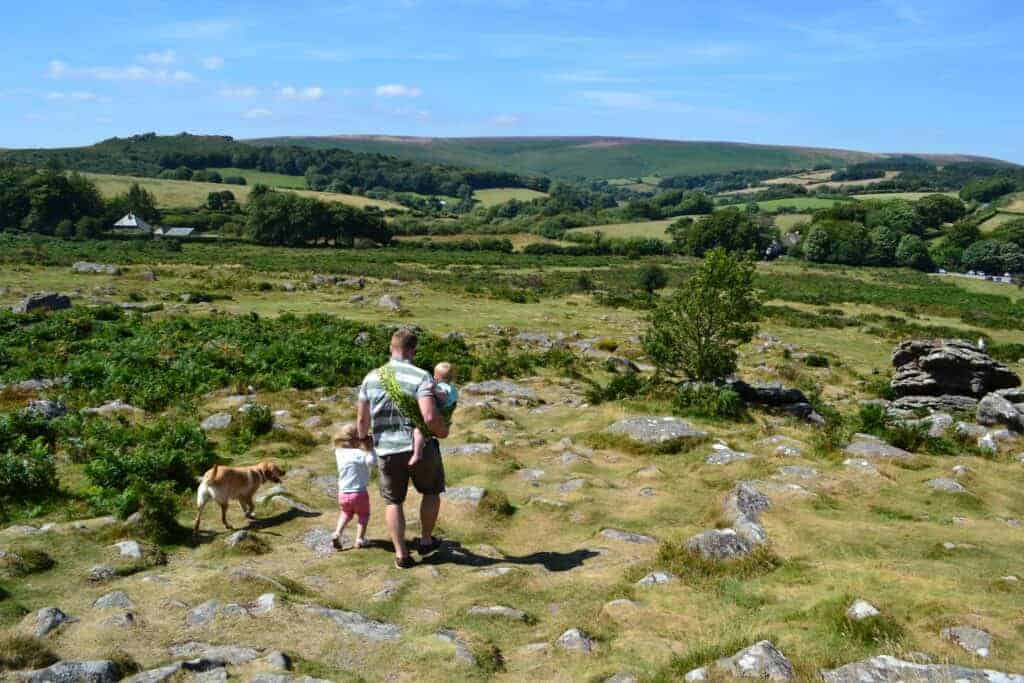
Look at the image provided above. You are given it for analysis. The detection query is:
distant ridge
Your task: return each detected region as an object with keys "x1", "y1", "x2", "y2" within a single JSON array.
[{"x1": 245, "y1": 134, "x2": 1015, "y2": 180}]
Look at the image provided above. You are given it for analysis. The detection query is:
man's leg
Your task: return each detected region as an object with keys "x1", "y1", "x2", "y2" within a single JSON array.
[
  {"x1": 420, "y1": 494, "x2": 440, "y2": 542},
  {"x1": 386, "y1": 503, "x2": 408, "y2": 560}
]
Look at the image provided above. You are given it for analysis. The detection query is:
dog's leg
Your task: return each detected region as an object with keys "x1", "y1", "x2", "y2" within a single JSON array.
[
  {"x1": 193, "y1": 483, "x2": 209, "y2": 534},
  {"x1": 244, "y1": 496, "x2": 256, "y2": 519},
  {"x1": 220, "y1": 502, "x2": 233, "y2": 530},
  {"x1": 240, "y1": 497, "x2": 255, "y2": 522}
]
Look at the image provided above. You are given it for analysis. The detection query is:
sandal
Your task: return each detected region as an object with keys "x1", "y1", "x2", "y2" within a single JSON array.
[
  {"x1": 394, "y1": 556, "x2": 416, "y2": 569},
  {"x1": 354, "y1": 538, "x2": 368, "y2": 549},
  {"x1": 415, "y1": 536, "x2": 441, "y2": 555},
  {"x1": 331, "y1": 535, "x2": 344, "y2": 551}
]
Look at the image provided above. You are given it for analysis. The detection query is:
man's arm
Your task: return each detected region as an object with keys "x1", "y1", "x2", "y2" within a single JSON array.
[
  {"x1": 418, "y1": 395, "x2": 449, "y2": 438},
  {"x1": 357, "y1": 399, "x2": 371, "y2": 440}
]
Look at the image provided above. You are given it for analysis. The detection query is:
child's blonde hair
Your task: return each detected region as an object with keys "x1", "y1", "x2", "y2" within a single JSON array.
[
  {"x1": 334, "y1": 423, "x2": 369, "y2": 450},
  {"x1": 434, "y1": 362, "x2": 454, "y2": 382}
]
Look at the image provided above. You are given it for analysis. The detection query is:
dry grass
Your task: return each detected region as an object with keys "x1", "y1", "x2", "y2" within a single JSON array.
[
  {"x1": 473, "y1": 188, "x2": 548, "y2": 207},
  {"x1": 84, "y1": 173, "x2": 404, "y2": 211},
  {"x1": 567, "y1": 218, "x2": 677, "y2": 240}
]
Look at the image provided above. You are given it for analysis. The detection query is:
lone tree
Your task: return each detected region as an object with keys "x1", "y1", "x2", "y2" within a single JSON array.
[
  {"x1": 642, "y1": 248, "x2": 760, "y2": 382},
  {"x1": 636, "y1": 264, "x2": 668, "y2": 294}
]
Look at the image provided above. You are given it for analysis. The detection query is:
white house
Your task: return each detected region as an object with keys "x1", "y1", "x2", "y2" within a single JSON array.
[{"x1": 113, "y1": 212, "x2": 153, "y2": 233}]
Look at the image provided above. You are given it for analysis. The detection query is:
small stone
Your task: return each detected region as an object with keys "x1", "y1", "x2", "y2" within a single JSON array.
[
  {"x1": 166, "y1": 641, "x2": 261, "y2": 665},
  {"x1": 113, "y1": 539, "x2": 143, "y2": 559},
  {"x1": 443, "y1": 486, "x2": 486, "y2": 507},
  {"x1": 186, "y1": 599, "x2": 220, "y2": 627},
  {"x1": 684, "y1": 667, "x2": 709, "y2": 681},
  {"x1": 264, "y1": 651, "x2": 292, "y2": 671},
  {"x1": 600, "y1": 528, "x2": 657, "y2": 545},
  {"x1": 24, "y1": 399, "x2": 67, "y2": 421},
  {"x1": 685, "y1": 528, "x2": 753, "y2": 560},
  {"x1": 843, "y1": 458, "x2": 878, "y2": 474},
  {"x1": 252, "y1": 593, "x2": 279, "y2": 615},
  {"x1": 776, "y1": 465, "x2": 818, "y2": 480},
  {"x1": 518, "y1": 468, "x2": 546, "y2": 482},
  {"x1": 443, "y1": 442, "x2": 495, "y2": 457},
  {"x1": 377, "y1": 294, "x2": 404, "y2": 311},
  {"x1": 637, "y1": 571, "x2": 677, "y2": 587},
  {"x1": 93, "y1": 591, "x2": 133, "y2": 610},
  {"x1": 436, "y1": 629, "x2": 477, "y2": 666},
  {"x1": 224, "y1": 529, "x2": 253, "y2": 547},
  {"x1": 103, "y1": 611, "x2": 137, "y2": 628},
  {"x1": 307, "y1": 605, "x2": 401, "y2": 641},
  {"x1": 88, "y1": 565, "x2": 116, "y2": 582},
  {"x1": 33, "y1": 606, "x2": 72, "y2": 637},
  {"x1": 559, "y1": 478, "x2": 586, "y2": 494},
  {"x1": 601, "y1": 599, "x2": 641, "y2": 621},
  {"x1": 941, "y1": 625, "x2": 992, "y2": 657},
  {"x1": 20, "y1": 660, "x2": 120, "y2": 683},
  {"x1": 302, "y1": 527, "x2": 335, "y2": 557},
  {"x1": 201, "y1": 412, "x2": 232, "y2": 431},
  {"x1": 846, "y1": 600, "x2": 880, "y2": 620},
  {"x1": 706, "y1": 443, "x2": 753, "y2": 465},
  {"x1": 606, "y1": 416, "x2": 707, "y2": 445},
  {"x1": 952, "y1": 464, "x2": 972, "y2": 478},
  {"x1": 715, "y1": 640, "x2": 794, "y2": 680},
  {"x1": 605, "y1": 674, "x2": 638, "y2": 683},
  {"x1": 467, "y1": 605, "x2": 528, "y2": 621},
  {"x1": 556, "y1": 628, "x2": 595, "y2": 654},
  {"x1": 927, "y1": 478, "x2": 968, "y2": 494}
]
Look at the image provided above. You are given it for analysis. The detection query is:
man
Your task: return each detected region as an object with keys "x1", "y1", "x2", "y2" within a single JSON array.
[{"x1": 357, "y1": 328, "x2": 449, "y2": 568}]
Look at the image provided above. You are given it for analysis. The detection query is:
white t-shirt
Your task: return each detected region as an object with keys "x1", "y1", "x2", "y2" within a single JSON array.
[{"x1": 335, "y1": 447, "x2": 377, "y2": 493}]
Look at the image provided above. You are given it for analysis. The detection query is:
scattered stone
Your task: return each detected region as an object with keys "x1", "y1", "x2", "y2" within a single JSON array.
[
  {"x1": 13, "y1": 292, "x2": 72, "y2": 314},
  {"x1": 636, "y1": 571, "x2": 677, "y2": 587},
  {"x1": 776, "y1": 465, "x2": 818, "y2": 480},
  {"x1": 977, "y1": 393, "x2": 1024, "y2": 432},
  {"x1": 463, "y1": 380, "x2": 538, "y2": 403},
  {"x1": 19, "y1": 660, "x2": 120, "y2": 683},
  {"x1": 264, "y1": 651, "x2": 292, "y2": 671},
  {"x1": 606, "y1": 416, "x2": 707, "y2": 445},
  {"x1": 102, "y1": 611, "x2": 137, "y2": 628},
  {"x1": 339, "y1": 277, "x2": 365, "y2": 289},
  {"x1": 891, "y1": 339, "x2": 1020, "y2": 398},
  {"x1": 73, "y1": 261, "x2": 121, "y2": 275},
  {"x1": 436, "y1": 629, "x2": 477, "y2": 666},
  {"x1": 302, "y1": 527, "x2": 335, "y2": 557},
  {"x1": 952, "y1": 464, "x2": 972, "y2": 478},
  {"x1": 529, "y1": 497, "x2": 568, "y2": 509},
  {"x1": 600, "y1": 528, "x2": 657, "y2": 545},
  {"x1": 442, "y1": 442, "x2": 495, "y2": 457},
  {"x1": 167, "y1": 641, "x2": 261, "y2": 665},
  {"x1": 706, "y1": 443, "x2": 752, "y2": 465},
  {"x1": 843, "y1": 458, "x2": 878, "y2": 474},
  {"x1": 927, "y1": 478, "x2": 968, "y2": 494},
  {"x1": 601, "y1": 599, "x2": 641, "y2": 621},
  {"x1": 891, "y1": 394, "x2": 980, "y2": 414},
  {"x1": 518, "y1": 468, "x2": 545, "y2": 482},
  {"x1": 33, "y1": 606, "x2": 73, "y2": 637},
  {"x1": 684, "y1": 667, "x2": 708, "y2": 681},
  {"x1": 302, "y1": 415, "x2": 323, "y2": 430},
  {"x1": 186, "y1": 599, "x2": 220, "y2": 627},
  {"x1": 201, "y1": 412, "x2": 232, "y2": 431},
  {"x1": 821, "y1": 655, "x2": 1024, "y2": 682},
  {"x1": 377, "y1": 294, "x2": 404, "y2": 311},
  {"x1": 84, "y1": 400, "x2": 142, "y2": 417},
  {"x1": 714, "y1": 640, "x2": 795, "y2": 680},
  {"x1": 846, "y1": 600, "x2": 880, "y2": 620},
  {"x1": 605, "y1": 673, "x2": 638, "y2": 683},
  {"x1": 555, "y1": 628, "x2": 595, "y2": 654},
  {"x1": 88, "y1": 565, "x2": 116, "y2": 582},
  {"x1": 251, "y1": 593, "x2": 279, "y2": 616},
  {"x1": 93, "y1": 591, "x2": 132, "y2": 610},
  {"x1": 844, "y1": 434, "x2": 912, "y2": 460},
  {"x1": 468, "y1": 605, "x2": 528, "y2": 621},
  {"x1": 23, "y1": 400, "x2": 67, "y2": 421},
  {"x1": 306, "y1": 605, "x2": 401, "y2": 641},
  {"x1": 685, "y1": 528, "x2": 753, "y2": 560},
  {"x1": 113, "y1": 539, "x2": 143, "y2": 559},
  {"x1": 942, "y1": 625, "x2": 992, "y2": 657},
  {"x1": 443, "y1": 486, "x2": 486, "y2": 508},
  {"x1": 559, "y1": 478, "x2": 586, "y2": 494}
]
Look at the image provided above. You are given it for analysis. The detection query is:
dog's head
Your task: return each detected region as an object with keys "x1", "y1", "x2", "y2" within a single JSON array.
[{"x1": 258, "y1": 460, "x2": 284, "y2": 484}]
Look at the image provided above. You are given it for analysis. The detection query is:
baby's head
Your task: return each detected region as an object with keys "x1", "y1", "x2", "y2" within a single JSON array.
[
  {"x1": 434, "y1": 362, "x2": 455, "y2": 383},
  {"x1": 334, "y1": 423, "x2": 370, "y2": 450}
]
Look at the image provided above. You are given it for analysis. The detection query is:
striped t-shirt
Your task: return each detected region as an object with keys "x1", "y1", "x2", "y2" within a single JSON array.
[{"x1": 358, "y1": 358, "x2": 435, "y2": 455}]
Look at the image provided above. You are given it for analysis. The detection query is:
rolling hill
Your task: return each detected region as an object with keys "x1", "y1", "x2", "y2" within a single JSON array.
[{"x1": 245, "y1": 135, "x2": 1014, "y2": 180}]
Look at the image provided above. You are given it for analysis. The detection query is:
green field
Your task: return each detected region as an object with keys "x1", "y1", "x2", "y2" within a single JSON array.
[
  {"x1": 981, "y1": 211, "x2": 1024, "y2": 233},
  {"x1": 84, "y1": 173, "x2": 405, "y2": 211},
  {"x1": 774, "y1": 213, "x2": 813, "y2": 233},
  {"x1": 852, "y1": 192, "x2": 959, "y2": 201},
  {"x1": 246, "y1": 135, "x2": 879, "y2": 179},
  {"x1": 744, "y1": 197, "x2": 844, "y2": 212},
  {"x1": 474, "y1": 187, "x2": 549, "y2": 206},
  {"x1": 567, "y1": 217, "x2": 677, "y2": 239},
  {"x1": 209, "y1": 167, "x2": 309, "y2": 189}
]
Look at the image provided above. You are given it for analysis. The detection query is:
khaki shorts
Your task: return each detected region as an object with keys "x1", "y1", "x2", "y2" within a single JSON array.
[{"x1": 378, "y1": 438, "x2": 446, "y2": 504}]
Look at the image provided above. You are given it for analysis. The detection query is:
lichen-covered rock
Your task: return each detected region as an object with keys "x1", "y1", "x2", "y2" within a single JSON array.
[
  {"x1": 977, "y1": 393, "x2": 1024, "y2": 432},
  {"x1": 32, "y1": 606, "x2": 72, "y2": 637},
  {"x1": 556, "y1": 628, "x2": 595, "y2": 654},
  {"x1": 467, "y1": 605, "x2": 528, "y2": 621},
  {"x1": 443, "y1": 486, "x2": 486, "y2": 508},
  {"x1": 600, "y1": 528, "x2": 657, "y2": 545},
  {"x1": 23, "y1": 400, "x2": 67, "y2": 421},
  {"x1": 846, "y1": 599, "x2": 880, "y2": 620},
  {"x1": 377, "y1": 294, "x2": 404, "y2": 311},
  {"x1": 942, "y1": 625, "x2": 992, "y2": 657},
  {"x1": 92, "y1": 591, "x2": 132, "y2": 610},
  {"x1": 13, "y1": 292, "x2": 71, "y2": 314},
  {"x1": 442, "y1": 442, "x2": 495, "y2": 457},
  {"x1": 821, "y1": 655, "x2": 1023, "y2": 682},
  {"x1": 306, "y1": 605, "x2": 401, "y2": 641},
  {"x1": 890, "y1": 394, "x2": 979, "y2": 414},
  {"x1": 201, "y1": 412, "x2": 232, "y2": 431},
  {"x1": 927, "y1": 478, "x2": 968, "y2": 494},
  {"x1": 73, "y1": 261, "x2": 121, "y2": 275},
  {"x1": 706, "y1": 443, "x2": 752, "y2": 465},
  {"x1": 18, "y1": 660, "x2": 120, "y2": 683},
  {"x1": 685, "y1": 528, "x2": 754, "y2": 560},
  {"x1": 843, "y1": 435, "x2": 912, "y2": 460},
  {"x1": 606, "y1": 416, "x2": 707, "y2": 445},
  {"x1": 714, "y1": 640, "x2": 794, "y2": 680},
  {"x1": 636, "y1": 571, "x2": 677, "y2": 587},
  {"x1": 891, "y1": 339, "x2": 1020, "y2": 398}
]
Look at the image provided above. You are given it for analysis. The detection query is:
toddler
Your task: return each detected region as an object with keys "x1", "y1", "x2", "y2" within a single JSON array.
[
  {"x1": 407, "y1": 362, "x2": 459, "y2": 468},
  {"x1": 332, "y1": 423, "x2": 376, "y2": 550}
]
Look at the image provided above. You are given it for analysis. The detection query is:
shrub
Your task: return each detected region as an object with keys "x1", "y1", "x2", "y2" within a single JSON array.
[
  {"x1": 0, "y1": 635, "x2": 58, "y2": 671},
  {"x1": 585, "y1": 372, "x2": 645, "y2": 405},
  {"x1": 0, "y1": 438, "x2": 58, "y2": 512},
  {"x1": 672, "y1": 383, "x2": 745, "y2": 419},
  {"x1": 643, "y1": 249, "x2": 759, "y2": 382},
  {"x1": 636, "y1": 264, "x2": 668, "y2": 294},
  {"x1": 120, "y1": 478, "x2": 189, "y2": 544},
  {"x1": 803, "y1": 354, "x2": 830, "y2": 367},
  {"x1": 895, "y1": 234, "x2": 934, "y2": 271},
  {"x1": 962, "y1": 239, "x2": 1024, "y2": 274}
]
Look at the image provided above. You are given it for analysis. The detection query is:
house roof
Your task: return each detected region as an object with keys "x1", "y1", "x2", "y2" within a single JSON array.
[
  {"x1": 162, "y1": 227, "x2": 195, "y2": 237},
  {"x1": 113, "y1": 212, "x2": 152, "y2": 231}
]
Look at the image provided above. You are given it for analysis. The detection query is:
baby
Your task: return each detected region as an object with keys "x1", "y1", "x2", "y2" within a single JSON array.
[
  {"x1": 407, "y1": 362, "x2": 459, "y2": 468},
  {"x1": 332, "y1": 423, "x2": 376, "y2": 550}
]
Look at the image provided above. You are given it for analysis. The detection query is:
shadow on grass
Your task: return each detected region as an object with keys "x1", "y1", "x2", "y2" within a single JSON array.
[{"x1": 414, "y1": 540, "x2": 601, "y2": 572}]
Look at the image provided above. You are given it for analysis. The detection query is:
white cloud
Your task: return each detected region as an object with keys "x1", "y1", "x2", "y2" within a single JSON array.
[
  {"x1": 218, "y1": 86, "x2": 259, "y2": 98},
  {"x1": 375, "y1": 83, "x2": 422, "y2": 98},
  {"x1": 141, "y1": 49, "x2": 177, "y2": 65},
  {"x1": 47, "y1": 59, "x2": 196, "y2": 83},
  {"x1": 489, "y1": 113, "x2": 520, "y2": 126},
  {"x1": 45, "y1": 90, "x2": 100, "y2": 101},
  {"x1": 243, "y1": 107, "x2": 272, "y2": 119},
  {"x1": 280, "y1": 85, "x2": 324, "y2": 101},
  {"x1": 581, "y1": 90, "x2": 693, "y2": 113},
  {"x1": 201, "y1": 55, "x2": 225, "y2": 70}
]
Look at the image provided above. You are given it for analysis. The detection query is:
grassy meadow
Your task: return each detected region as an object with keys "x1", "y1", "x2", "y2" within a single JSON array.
[
  {"x1": 84, "y1": 173, "x2": 404, "y2": 211},
  {"x1": 567, "y1": 218, "x2": 677, "y2": 240},
  {"x1": 2, "y1": 235, "x2": 1024, "y2": 680},
  {"x1": 473, "y1": 188, "x2": 549, "y2": 206}
]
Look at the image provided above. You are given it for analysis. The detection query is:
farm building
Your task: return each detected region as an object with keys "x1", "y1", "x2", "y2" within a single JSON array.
[
  {"x1": 154, "y1": 227, "x2": 195, "y2": 238},
  {"x1": 112, "y1": 212, "x2": 153, "y2": 233}
]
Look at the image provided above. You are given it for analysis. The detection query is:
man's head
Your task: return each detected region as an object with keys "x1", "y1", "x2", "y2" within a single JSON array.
[
  {"x1": 390, "y1": 328, "x2": 418, "y2": 360},
  {"x1": 434, "y1": 362, "x2": 454, "y2": 383}
]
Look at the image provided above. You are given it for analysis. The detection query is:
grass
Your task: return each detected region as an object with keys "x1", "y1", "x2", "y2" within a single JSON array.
[
  {"x1": 473, "y1": 188, "x2": 548, "y2": 206},
  {"x1": 980, "y1": 212, "x2": 1023, "y2": 233},
  {"x1": 773, "y1": 213, "x2": 812, "y2": 233},
  {"x1": 0, "y1": 635, "x2": 58, "y2": 671},
  {"x1": 84, "y1": 173, "x2": 405, "y2": 211},
  {"x1": 852, "y1": 191, "x2": 959, "y2": 201},
  {"x1": 208, "y1": 167, "x2": 309, "y2": 189},
  {"x1": 567, "y1": 218, "x2": 677, "y2": 240}
]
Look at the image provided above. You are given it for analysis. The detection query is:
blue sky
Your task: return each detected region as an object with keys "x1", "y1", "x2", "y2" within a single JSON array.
[{"x1": 2, "y1": 0, "x2": 1022, "y2": 162}]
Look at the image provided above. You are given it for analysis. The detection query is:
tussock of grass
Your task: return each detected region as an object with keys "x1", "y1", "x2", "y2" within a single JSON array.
[
  {"x1": 870, "y1": 505, "x2": 918, "y2": 522},
  {"x1": 0, "y1": 635, "x2": 58, "y2": 671},
  {"x1": 650, "y1": 542, "x2": 787, "y2": 587},
  {"x1": 582, "y1": 431, "x2": 705, "y2": 455},
  {"x1": 651, "y1": 634, "x2": 775, "y2": 682},
  {"x1": 471, "y1": 642, "x2": 506, "y2": 674},
  {"x1": 478, "y1": 491, "x2": 516, "y2": 518},
  {"x1": 0, "y1": 548, "x2": 54, "y2": 578}
]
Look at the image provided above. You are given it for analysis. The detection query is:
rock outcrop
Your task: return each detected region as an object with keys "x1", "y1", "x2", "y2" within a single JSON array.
[
  {"x1": 891, "y1": 339, "x2": 1019, "y2": 398},
  {"x1": 12, "y1": 292, "x2": 71, "y2": 314},
  {"x1": 821, "y1": 655, "x2": 1022, "y2": 682}
]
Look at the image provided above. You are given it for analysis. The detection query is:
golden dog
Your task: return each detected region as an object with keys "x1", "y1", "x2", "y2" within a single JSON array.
[{"x1": 193, "y1": 461, "x2": 284, "y2": 533}]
